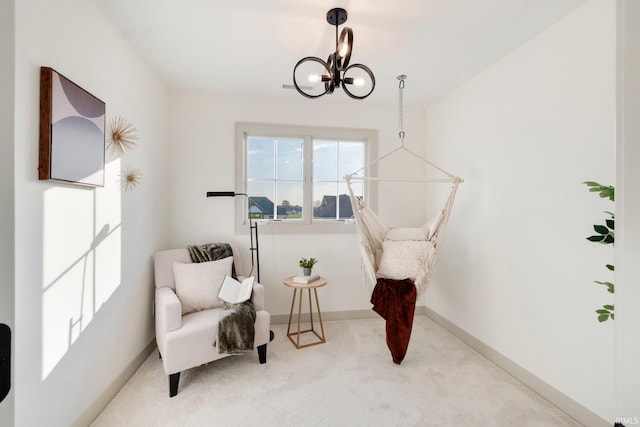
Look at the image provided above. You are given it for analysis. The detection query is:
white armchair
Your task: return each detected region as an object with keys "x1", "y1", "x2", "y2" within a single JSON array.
[{"x1": 154, "y1": 246, "x2": 271, "y2": 397}]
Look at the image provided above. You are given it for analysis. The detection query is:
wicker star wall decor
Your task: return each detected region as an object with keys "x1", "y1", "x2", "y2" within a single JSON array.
[
  {"x1": 108, "y1": 116, "x2": 139, "y2": 156},
  {"x1": 120, "y1": 164, "x2": 143, "y2": 192}
]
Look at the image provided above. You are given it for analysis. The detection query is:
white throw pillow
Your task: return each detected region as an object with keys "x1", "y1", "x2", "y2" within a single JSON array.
[
  {"x1": 385, "y1": 226, "x2": 429, "y2": 241},
  {"x1": 172, "y1": 257, "x2": 233, "y2": 315},
  {"x1": 376, "y1": 240, "x2": 431, "y2": 281}
]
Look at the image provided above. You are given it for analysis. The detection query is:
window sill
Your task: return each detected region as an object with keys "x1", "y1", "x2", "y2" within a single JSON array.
[{"x1": 239, "y1": 220, "x2": 357, "y2": 234}]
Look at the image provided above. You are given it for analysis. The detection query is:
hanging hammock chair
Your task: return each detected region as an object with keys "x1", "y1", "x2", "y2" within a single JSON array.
[
  {"x1": 344, "y1": 76, "x2": 463, "y2": 364},
  {"x1": 345, "y1": 169, "x2": 461, "y2": 296}
]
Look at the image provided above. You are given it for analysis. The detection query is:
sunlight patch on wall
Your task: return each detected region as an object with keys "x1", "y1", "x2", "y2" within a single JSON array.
[{"x1": 41, "y1": 159, "x2": 122, "y2": 379}]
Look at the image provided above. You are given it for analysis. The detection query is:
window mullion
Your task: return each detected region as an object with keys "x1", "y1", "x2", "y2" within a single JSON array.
[
  {"x1": 303, "y1": 135, "x2": 313, "y2": 224},
  {"x1": 273, "y1": 139, "x2": 278, "y2": 219}
]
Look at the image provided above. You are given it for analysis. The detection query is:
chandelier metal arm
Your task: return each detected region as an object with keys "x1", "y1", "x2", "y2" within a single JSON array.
[
  {"x1": 336, "y1": 27, "x2": 353, "y2": 70},
  {"x1": 292, "y1": 56, "x2": 331, "y2": 99},
  {"x1": 342, "y1": 63, "x2": 376, "y2": 100}
]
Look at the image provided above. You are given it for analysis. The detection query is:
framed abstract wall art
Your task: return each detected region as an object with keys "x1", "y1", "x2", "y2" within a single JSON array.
[{"x1": 39, "y1": 67, "x2": 105, "y2": 187}]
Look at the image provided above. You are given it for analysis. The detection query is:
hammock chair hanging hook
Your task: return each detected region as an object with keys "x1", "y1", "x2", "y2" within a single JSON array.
[{"x1": 399, "y1": 131, "x2": 405, "y2": 147}]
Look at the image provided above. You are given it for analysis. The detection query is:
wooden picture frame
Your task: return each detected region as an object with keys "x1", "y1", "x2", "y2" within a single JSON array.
[{"x1": 39, "y1": 67, "x2": 105, "y2": 187}]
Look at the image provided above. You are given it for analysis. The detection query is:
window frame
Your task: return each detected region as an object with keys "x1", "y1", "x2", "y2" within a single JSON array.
[{"x1": 235, "y1": 122, "x2": 378, "y2": 233}]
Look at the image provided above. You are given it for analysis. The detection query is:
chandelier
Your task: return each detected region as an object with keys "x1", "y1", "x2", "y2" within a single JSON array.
[{"x1": 292, "y1": 8, "x2": 375, "y2": 100}]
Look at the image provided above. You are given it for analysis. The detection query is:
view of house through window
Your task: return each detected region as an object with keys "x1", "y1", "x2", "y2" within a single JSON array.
[
  {"x1": 242, "y1": 125, "x2": 370, "y2": 224},
  {"x1": 246, "y1": 136, "x2": 304, "y2": 220},
  {"x1": 312, "y1": 139, "x2": 364, "y2": 220}
]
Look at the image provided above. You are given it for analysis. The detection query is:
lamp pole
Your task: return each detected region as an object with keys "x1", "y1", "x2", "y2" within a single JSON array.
[{"x1": 206, "y1": 191, "x2": 260, "y2": 282}]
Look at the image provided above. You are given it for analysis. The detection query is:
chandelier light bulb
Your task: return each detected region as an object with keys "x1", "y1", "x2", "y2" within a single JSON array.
[
  {"x1": 308, "y1": 74, "x2": 321, "y2": 83},
  {"x1": 354, "y1": 78, "x2": 365, "y2": 86}
]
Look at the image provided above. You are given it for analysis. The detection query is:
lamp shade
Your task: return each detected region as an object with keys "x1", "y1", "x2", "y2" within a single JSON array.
[{"x1": 206, "y1": 191, "x2": 236, "y2": 197}]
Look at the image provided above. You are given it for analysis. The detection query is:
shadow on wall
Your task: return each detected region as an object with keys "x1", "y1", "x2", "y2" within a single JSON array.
[{"x1": 40, "y1": 163, "x2": 122, "y2": 380}]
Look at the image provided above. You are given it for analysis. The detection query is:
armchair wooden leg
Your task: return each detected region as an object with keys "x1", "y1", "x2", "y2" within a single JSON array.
[
  {"x1": 257, "y1": 344, "x2": 267, "y2": 364},
  {"x1": 169, "y1": 372, "x2": 180, "y2": 397}
]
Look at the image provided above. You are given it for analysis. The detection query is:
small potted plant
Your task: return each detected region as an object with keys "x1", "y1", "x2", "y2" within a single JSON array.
[{"x1": 299, "y1": 257, "x2": 318, "y2": 276}]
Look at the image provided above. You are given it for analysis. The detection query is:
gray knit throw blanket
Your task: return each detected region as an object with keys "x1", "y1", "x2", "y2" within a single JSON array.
[{"x1": 187, "y1": 243, "x2": 256, "y2": 354}]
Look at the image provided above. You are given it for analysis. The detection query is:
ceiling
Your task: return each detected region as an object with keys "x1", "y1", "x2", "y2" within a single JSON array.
[{"x1": 94, "y1": 0, "x2": 590, "y2": 107}]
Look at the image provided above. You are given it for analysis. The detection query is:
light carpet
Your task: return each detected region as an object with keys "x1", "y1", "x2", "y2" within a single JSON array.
[{"x1": 91, "y1": 315, "x2": 581, "y2": 427}]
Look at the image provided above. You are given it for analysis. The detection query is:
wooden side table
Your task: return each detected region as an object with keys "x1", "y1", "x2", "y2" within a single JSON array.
[{"x1": 283, "y1": 276, "x2": 327, "y2": 349}]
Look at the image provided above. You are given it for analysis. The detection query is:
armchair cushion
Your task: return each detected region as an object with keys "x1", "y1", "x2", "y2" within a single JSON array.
[{"x1": 173, "y1": 256, "x2": 233, "y2": 315}]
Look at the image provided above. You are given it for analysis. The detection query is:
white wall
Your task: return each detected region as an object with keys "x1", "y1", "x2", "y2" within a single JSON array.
[
  {"x1": 7, "y1": 0, "x2": 621, "y2": 424},
  {"x1": 615, "y1": 0, "x2": 640, "y2": 420},
  {"x1": 424, "y1": 0, "x2": 615, "y2": 422},
  {"x1": 0, "y1": 0, "x2": 15, "y2": 425},
  {"x1": 168, "y1": 91, "x2": 429, "y2": 317},
  {"x1": 13, "y1": 0, "x2": 170, "y2": 426}
]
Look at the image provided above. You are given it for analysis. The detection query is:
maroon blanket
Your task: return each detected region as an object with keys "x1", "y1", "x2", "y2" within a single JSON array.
[{"x1": 371, "y1": 278, "x2": 417, "y2": 364}]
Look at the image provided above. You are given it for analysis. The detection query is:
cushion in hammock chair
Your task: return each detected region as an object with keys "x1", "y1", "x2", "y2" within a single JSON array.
[
  {"x1": 376, "y1": 239, "x2": 432, "y2": 281},
  {"x1": 385, "y1": 226, "x2": 429, "y2": 241}
]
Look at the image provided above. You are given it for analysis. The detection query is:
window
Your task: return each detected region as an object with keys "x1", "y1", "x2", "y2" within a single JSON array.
[
  {"x1": 236, "y1": 123, "x2": 376, "y2": 230},
  {"x1": 312, "y1": 140, "x2": 366, "y2": 220}
]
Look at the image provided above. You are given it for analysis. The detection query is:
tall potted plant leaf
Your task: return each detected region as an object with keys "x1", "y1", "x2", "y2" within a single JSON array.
[{"x1": 583, "y1": 181, "x2": 615, "y2": 322}]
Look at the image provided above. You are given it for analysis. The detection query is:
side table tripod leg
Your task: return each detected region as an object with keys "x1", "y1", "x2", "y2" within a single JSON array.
[
  {"x1": 287, "y1": 288, "x2": 297, "y2": 337},
  {"x1": 308, "y1": 289, "x2": 314, "y2": 332},
  {"x1": 313, "y1": 288, "x2": 326, "y2": 342},
  {"x1": 296, "y1": 287, "x2": 303, "y2": 348}
]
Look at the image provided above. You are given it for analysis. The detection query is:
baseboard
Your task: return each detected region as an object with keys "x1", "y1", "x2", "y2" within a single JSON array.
[
  {"x1": 424, "y1": 307, "x2": 610, "y2": 427},
  {"x1": 71, "y1": 339, "x2": 156, "y2": 427}
]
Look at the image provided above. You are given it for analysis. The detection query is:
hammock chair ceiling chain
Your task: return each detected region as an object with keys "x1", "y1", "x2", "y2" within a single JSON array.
[{"x1": 398, "y1": 74, "x2": 406, "y2": 143}]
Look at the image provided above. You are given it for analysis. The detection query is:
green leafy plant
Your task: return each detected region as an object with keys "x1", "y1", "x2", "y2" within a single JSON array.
[
  {"x1": 583, "y1": 181, "x2": 614, "y2": 201},
  {"x1": 583, "y1": 181, "x2": 615, "y2": 322},
  {"x1": 298, "y1": 257, "x2": 318, "y2": 269}
]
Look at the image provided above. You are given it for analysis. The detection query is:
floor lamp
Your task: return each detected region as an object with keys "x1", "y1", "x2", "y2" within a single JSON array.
[{"x1": 206, "y1": 191, "x2": 260, "y2": 282}]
